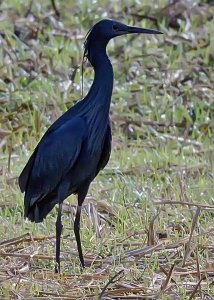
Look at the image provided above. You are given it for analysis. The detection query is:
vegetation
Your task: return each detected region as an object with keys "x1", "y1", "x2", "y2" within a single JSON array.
[{"x1": 0, "y1": 0, "x2": 213, "y2": 299}]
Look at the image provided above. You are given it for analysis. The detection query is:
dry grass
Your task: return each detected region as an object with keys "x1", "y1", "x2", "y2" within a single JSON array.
[{"x1": 0, "y1": 0, "x2": 214, "y2": 299}]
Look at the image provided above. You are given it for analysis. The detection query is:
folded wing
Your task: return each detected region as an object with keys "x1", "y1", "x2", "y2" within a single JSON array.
[{"x1": 19, "y1": 116, "x2": 86, "y2": 215}]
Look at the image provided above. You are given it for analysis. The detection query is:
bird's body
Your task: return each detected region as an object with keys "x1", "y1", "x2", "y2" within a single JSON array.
[
  {"x1": 19, "y1": 19, "x2": 162, "y2": 273},
  {"x1": 20, "y1": 58, "x2": 113, "y2": 222}
]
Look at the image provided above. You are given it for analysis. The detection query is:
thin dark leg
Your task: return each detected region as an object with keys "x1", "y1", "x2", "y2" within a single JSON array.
[
  {"x1": 74, "y1": 205, "x2": 85, "y2": 268},
  {"x1": 55, "y1": 203, "x2": 63, "y2": 273}
]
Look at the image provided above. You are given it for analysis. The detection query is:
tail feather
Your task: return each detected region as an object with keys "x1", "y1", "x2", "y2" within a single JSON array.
[{"x1": 25, "y1": 193, "x2": 58, "y2": 223}]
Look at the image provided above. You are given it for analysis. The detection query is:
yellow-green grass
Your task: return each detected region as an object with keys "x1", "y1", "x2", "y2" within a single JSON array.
[{"x1": 0, "y1": 0, "x2": 214, "y2": 299}]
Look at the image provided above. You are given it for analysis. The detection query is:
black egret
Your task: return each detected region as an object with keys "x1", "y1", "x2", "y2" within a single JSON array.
[{"x1": 19, "y1": 19, "x2": 162, "y2": 273}]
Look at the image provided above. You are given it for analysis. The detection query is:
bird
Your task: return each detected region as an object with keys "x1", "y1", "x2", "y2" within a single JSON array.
[{"x1": 19, "y1": 19, "x2": 162, "y2": 273}]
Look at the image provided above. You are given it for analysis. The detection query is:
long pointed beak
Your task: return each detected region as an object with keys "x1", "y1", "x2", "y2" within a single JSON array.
[{"x1": 127, "y1": 26, "x2": 163, "y2": 35}]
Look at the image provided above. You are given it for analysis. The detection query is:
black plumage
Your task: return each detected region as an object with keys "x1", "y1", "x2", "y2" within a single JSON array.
[{"x1": 19, "y1": 19, "x2": 162, "y2": 273}]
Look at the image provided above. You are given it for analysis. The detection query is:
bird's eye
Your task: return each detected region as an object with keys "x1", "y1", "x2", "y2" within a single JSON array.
[{"x1": 113, "y1": 25, "x2": 119, "y2": 31}]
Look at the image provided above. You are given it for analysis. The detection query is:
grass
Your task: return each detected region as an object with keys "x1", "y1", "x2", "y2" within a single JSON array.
[{"x1": 0, "y1": 0, "x2": 214, "y2": 299}]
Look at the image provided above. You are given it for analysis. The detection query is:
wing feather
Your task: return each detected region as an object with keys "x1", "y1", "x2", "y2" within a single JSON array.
[{"x1": 19, "y1": 117, "x2": 86, "y2": 211}]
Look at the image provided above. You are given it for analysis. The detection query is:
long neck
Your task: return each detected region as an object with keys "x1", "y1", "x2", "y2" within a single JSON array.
[
  {"x1": 84, "y1": 47, "x2": 113, "y2": 153},
  {"x1": 85, "y1": 46, "x2": 114, "y2": 106}
]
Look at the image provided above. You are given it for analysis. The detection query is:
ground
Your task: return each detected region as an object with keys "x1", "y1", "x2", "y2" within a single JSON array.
[{"x1": 0, "y1": 0, "x2": 214, "y2": 299}]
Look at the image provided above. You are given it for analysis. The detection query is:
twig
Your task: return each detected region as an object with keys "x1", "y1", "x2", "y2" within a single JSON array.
[
  {"x1": 51, "y1": 0, "x2": 60, "y2": 17},
  {"x1": 0, "y1": 233, "x2": 30, "y2": 246},
  {"x1": 24, "y1": 0, "x2": 34, "y2": 17},
  {"x1": 7, "y1": 134, "x2": 13, "y2": 173},
  {"x1": 0, "y1": 234, "x2": 55, "y2": 247},
  {"x1": 106, "y1": 226, "x2": 214, "y2": 265},
  {"x1": 154, "y1": 200, "x2": 214, "y2": 210},
  {"x1": 189, "y1": 276, "x2": 205, "y2": 300},
  {"x1": 196, "y1": 249, "x2": 202, "y2": 299},
  {"x1": 182, "y1": 207, "x2": 201, "y2": 267},
  {"x1": 130, "y1": 12, "x2": 158, "y2": 23},
  {"x1": 161, "y1": 264, "x2": 175, "y2": 291},
  {"x1": 147, "y1": 210, "x2": 159, "y2": 246},
  {"x1": 161, "y1": 133, "x2": 203, "y2": 147},
  {"x1": 160, "y1": 265, "x2": 176, "y2": 284},
  {"x1": 0, "y1": 251, "x2": 54, "y2": 260},
  {"x1": 99, "y1": 269, "x2": 124, "y2": 299},
  {"x1": 174, "y1": 267, "x2": 214, "y2": 277}
]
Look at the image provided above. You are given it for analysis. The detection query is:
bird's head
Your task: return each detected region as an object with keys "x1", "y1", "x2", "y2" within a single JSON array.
[{"x1": 84, "y1": 19, "x2": 162, "y2": 62}]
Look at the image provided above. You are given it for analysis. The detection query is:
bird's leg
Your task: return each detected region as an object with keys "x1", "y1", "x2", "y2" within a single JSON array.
[
  {"x1": 74, "y1": 185, "x2": 89, "y2": 269},
  {"x1": 55, "y1": 203, "x2": 63, "y2": 273},
  {"x1": 74, "y1": 205, "x2": 85, "y2": 268}
]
